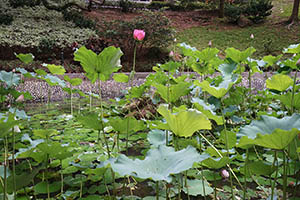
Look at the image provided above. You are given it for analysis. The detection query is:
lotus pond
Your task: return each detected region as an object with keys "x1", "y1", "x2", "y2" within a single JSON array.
[{"x1": 1, "y1": 43, "x2": 300, "y2": 200}]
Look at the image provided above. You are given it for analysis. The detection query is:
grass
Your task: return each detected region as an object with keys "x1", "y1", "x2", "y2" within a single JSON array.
[
  {"x1": 176, "y1": 24, "x2": 300, "y2": 57},
  {"x1": 176, "y1": 0, "x2": 300, "y2": 58}
]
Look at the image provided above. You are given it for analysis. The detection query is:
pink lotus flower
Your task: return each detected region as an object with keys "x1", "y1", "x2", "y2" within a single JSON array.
[
  {"x1": 221, "y1": 169, "x2": 229, "y2": 179},
  {"x1": 133, "y1": 29, "x2": 145, "y2": 41},
  {"x1": 16, "y1": 94, "x2": 24, "y2": 102}
]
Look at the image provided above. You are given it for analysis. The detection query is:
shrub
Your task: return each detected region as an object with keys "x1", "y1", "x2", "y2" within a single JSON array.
[
  {"x1": 244, "y1": 0, "x2": 273, "y2": 23},
  {"x1": 62, "y1": 9, "x2": 96, "y2": 29},
  {"x1": 0, "y1": 13, "x2": 13, "y2": 25},
  {"x1": 119, "y1": 0, "x2": 133, "y2": 13},
  {"x1": 9, "y1": 0, "x2": 41, "y2": 7},
  {"x1": 224, "y1": 4, "x2": 244, "y2": 23},
  {"x1": 97, "y1": 11, "x2": 175, "y2": 52}
]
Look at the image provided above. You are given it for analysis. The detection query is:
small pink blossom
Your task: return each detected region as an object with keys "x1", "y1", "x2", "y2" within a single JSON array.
[
  {"x1": 221, "y1": 169, "x2": 229, "y2": 179},
  {"x1": 250, "y1": 34, "x2": 254, "y2": 39},
  {"x1": 133, "y1": 29, "x2": 145, "y2": 41},
  {"x1": 16, "y1": 94, "x2": 24, "y2": 102},
  {"x1": 169, "y1": 51, "x2": 174, "y2": 57},
  {"x1": 208, "y1": 40, "x2": 212, "y2": 47}
]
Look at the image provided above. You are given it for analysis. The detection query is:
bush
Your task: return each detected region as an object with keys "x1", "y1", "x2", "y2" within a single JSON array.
[
  {"x1": 0, "y1": 13, "x2": 13, "y2": 25},
  {"x1": 9, "y1": 0, "x2": 41, "y2": 7},
  {"x1": 62, "y1": 9, "x2": 96, "y2": 29},
  {"x1": 244, "y1": 0, "x2": 273, "y2": 23},
  {"x1": 119, "y1": 0, "x2": 133, "y2": 13},
  {"x1": 147, "y1": 1, "x2": 212, "y2": 11},
  {"x1": 97, "y1": 11, "x2": 175, "y2": 51},
  {"x1": 224, "y1": 4, "x2": 244, "y2": 23}
]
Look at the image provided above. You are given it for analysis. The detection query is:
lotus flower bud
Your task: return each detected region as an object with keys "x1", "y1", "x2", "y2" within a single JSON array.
[
  {"x1": 133, "y1": 29, "x2": 145, "y2": 41},
  {"x1": 14, "y1": 125, "x2": 21, "y2": 133},
  {"x1": 208, "y1": 40, "x2": 212, "y2": 47},
  {"x1": 250, "y1": 34, "x2": 254, "y2": 39},
  {"x1": 221, "y1": 169, "x2": 229, "y2": 179},
  {"x1": 16, "y1": 94, "x2": 24, "y2": 102},
  {"x1": 169, "y1": 51, "x2": 174, "y2": 57},
  {"x1": 174, "y1": 38, "x2": 177, "y2": 42}
]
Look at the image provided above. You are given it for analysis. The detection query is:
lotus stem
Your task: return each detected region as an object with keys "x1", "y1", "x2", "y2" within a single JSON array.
[
  {"x1": 198, "y1": 132, "x2": 244, "y2": 190},
  {"x1": 185, "y1": 171, "x2": 190, "y2": 200},
  {"x1": 291, "y1": 70, "x2": 298, "y2": 114},
  {"x1": 221, "y1": 99, "x2": 235, "y2": 200},
  {"x1": 282, "y1": 150, "x2": 288, "y2": 200},
  {"x1": 60, "y1": 160, "x2": 63, "y2": 194},
  {"x1": 3, "y1": 137, "x2": 8, "y2": 200},
  {"x1": 199, "y1": 137, "x2": 206, "y2": 200},
  {"x1": 70, "y1": 85, "x2": 73, "y2": 115},
  {"x1": 12, "y1": 129, "x2": 16, "y2": 200},
  {"x1": 293, "y1": 139, "x2": 300, "y2": 197},
  {"x1": 270, "y1": 150, "x2": 277, "y2": 200},
  {"x1": 243, "y1": 148, "x2": 249, "y2": 200},
  {"x1": 156, "y1": 181, "x2": 159, "y2": 200}
]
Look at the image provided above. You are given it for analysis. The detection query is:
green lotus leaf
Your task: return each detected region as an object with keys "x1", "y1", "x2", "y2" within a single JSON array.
[
  {"x1": 273, "y1": 92, "x2": 300, "y2": 109},
  {"x1": 194, "y1": 75, "x2": 238, "y2": 99},
  {"x1": 15, "y1": 53, "x2": 34, "y2": 64},
  {"x1": 47, "y1": 64, "x2": 66, "y2": 75},
  {"x1": 196, "y1": 47, "x2": 219, "y2": 63},
  {"x1": 0, "y1": 70, "x2": 20, "y2": 87},
  {"x1": 147, "y1": 129, "x2": 171, "y2": 147},
  {"x1": 283, "y1": 43, "x2": 300, "y2": 54},
  {"x1": 178, "y1": 43, "x2": 197, "y2": 57},
  {"x1": 64, "y1": 76, "x2": 82, "y2": 86},
  {"x1": 109, "y1": 116, "x2": 145, "y2": 134},
  {"x1": 192, "y1": 97, "x2": 223, "y2": 125},
  {"x1": 182, "y1": 179, "x2": 213, "y2": 196},
  {"x1": 218, "y1": 63, "x2": 237, "y2": 77},
  {"x1": 35, "y1": 69, "x2": 47, "y2": 76},
  {"x1": 0, "y1": 114, "x2": 19, "y2": 138},
  {"x1": 160, "y1": 61, "x2": 181, "y2": 72},
  {"x1": 153, "y1": 81, "x2": 191, "y2": 103},
  {"x1": 34, "y1": 181, "x2": 61, "y2": 194},
  {"x1": 263, "y1": 55, "x2": 282, "y2": 67},
  {"x1": 43, "y1": 74, "x2": 66, "y2": 87},
  {"x1": 225, "y1": 47, "x2": 256, "y2": 63},
  {"x1": 238, "y1": 114, "x2": 300, "y2": 149},
  {"x1": 202, "y1": 157, "x2": 230, "y2": 169},
  {"x1": 74, "y1": 46, "x2": 123, "y2": 82},
  {"x1": 112, "y1": 73, "x2": 129, "y2": 83},
  {"x1": 77, "y1": 112, "x2": 103, "y2": 131},
  {"x1": 266, "y1": 74, "x2": 293, "y2": 92},
  {"x1": 157, "y1": 104, "x2": 211, "y2": 137},
  {"x1": 109, "y1": 145, "x2": 207, "y2": 182}
]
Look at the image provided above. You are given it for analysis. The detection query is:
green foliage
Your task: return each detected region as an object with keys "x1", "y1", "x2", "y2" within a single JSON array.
[
  {"x1": 225, "y1": 0, "x2": 273, "y2": 24},
  {"x1": 97, "y1": 11, "x2": 175, "y2": 53},
  {"x1": 119, "y1": 0, "x2": 133, "y2": 13},
  {"x1": 244, "y1": 0, "x2": 273, "y2": 23},
  {"x1": 62, "y1": 9, "x2": 96, "y2": 29},
  {"x1": 224, "y1": 3, "x2": 243, "y2": 23},
  {"x1": 147, "y1": 1, "x2": 214, "y2": 11},
  {"x1": 9, "y1": 0, "x2": 41, "y2": 8},
  {"x1": 0, "y1": 12, "x2": 13, "y2": 25}
]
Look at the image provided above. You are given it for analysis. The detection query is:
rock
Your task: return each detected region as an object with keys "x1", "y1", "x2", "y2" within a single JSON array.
[{"x1": 237, "y1": 15, "x2": 253, "y2": 28}]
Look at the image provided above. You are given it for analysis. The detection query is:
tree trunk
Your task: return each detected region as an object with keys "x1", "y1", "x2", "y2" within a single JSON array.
[
  {"x1": 219, "y1": 0, "x2": 225, "y2": 18},
  {"x1": 287, "y1": 0, "x2": 300, "y2": 23},
  {"x1": 41, "y1": 0, "x2": 89, "y2": 12}
]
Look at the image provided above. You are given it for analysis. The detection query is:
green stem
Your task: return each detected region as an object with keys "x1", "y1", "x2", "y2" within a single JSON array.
[
  {"x1": 282, "y1": 150, "x2": 287, "y2": 200},
  {"x1": 12, "y1": 130, "x2": 16, "y2": 200},
  {"x1": 199, "y1": 137, "x2": 206, "y2": 200},
  {"x1": 198, "y1": 132, "x2": 244, "y2": 190},
  {"x1": 70, "y1": 85, "x2": 73, "y2": 115},
  {"x1": 271, "y1": 151, "x2": 277, "y2": 200},
  {"x1": 213, "y1": 172, "x2": 217, "y2": 200},
  {"x1": 3, "y1": 137, "x2": 7, "y2": 200},
  {"x1": 243, "y1": 148, "x2": 249, "y2": 200},
  {"x1": 98, "y1": 75, "x2": 110, "y2": 158},
  {"x1": 291, "y1": 71, "x2": 298, "y2": 114},
  {"x1": 60, "y1": 160, "x2": 63, "y2": 194},
  {"x1": 156, "y1": 181, "x2": 159, "y2": 200},
  {"x1": 293, "y1": 139, "x2": 300, "y2": 197},
  {"x1": 185, "y1": 171, "x2": 190, "y2": 200},
  {"x1": 221, "y1": 98, "x2": 235, "y2": 200},
  {"x1": 251, "y1": 175, "x2": 269, "y2": 197}
]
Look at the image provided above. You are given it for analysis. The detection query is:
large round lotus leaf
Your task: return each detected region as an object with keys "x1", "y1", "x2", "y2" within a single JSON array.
[
  {"x1": 182, "y1": 179, "x2": 213, "y2": 196},
  {"x1": 238, "y1": 114, "x2": 300, "y2": 149},
  {"x1": 109, "y1": 145, "x2": 208, "y2": 182},
  {"x1": 266, "y1": 74, "x2": 293, "y2": 92},
  {"x1": 157, "y1": 104, "x2": 211, "y2": 137},
  {"x1": 15, "y1": 53, "x2": 34, "y2": 64}
]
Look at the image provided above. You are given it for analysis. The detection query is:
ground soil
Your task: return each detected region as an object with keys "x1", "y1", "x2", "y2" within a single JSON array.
[{"x1": 85, "y1": 8, "x2": 219, "y2": 30}]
